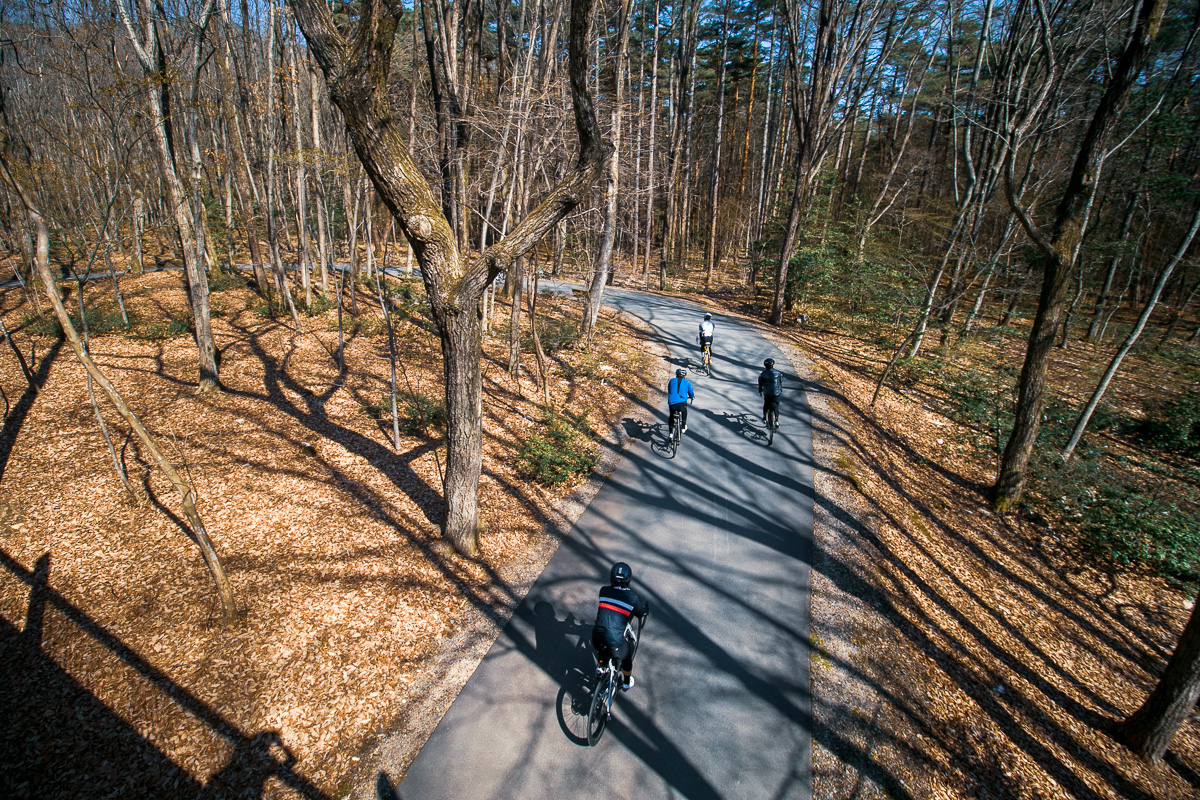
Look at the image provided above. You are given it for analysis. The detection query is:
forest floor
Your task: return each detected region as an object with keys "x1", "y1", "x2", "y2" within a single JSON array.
[
  {"x1": 4, "y1": 261, "x2": 1200, "y2": 799},
  {"x1": 0, "y1": 268, "x2": 656, "y2": 798},
  {"x1": 687, "y1": 277, "x2": 1200, "y2": 799}
]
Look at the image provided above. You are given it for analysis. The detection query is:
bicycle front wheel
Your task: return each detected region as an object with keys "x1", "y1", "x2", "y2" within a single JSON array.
[{"x1": 587, "y1": 675, "x2": 614, "y2": 745}]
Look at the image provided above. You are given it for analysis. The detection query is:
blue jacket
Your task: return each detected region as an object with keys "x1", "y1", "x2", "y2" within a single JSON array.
[{"x1": 668, "y1": 377, "x2": 694, "y2": 406}]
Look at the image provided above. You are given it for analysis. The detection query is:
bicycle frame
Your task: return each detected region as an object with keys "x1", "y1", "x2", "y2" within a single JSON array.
[{"x1": 587, "y1": 617, "x2": 642, "y2": 746}]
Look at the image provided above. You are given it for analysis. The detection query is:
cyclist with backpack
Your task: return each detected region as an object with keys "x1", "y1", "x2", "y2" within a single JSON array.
[{"x1": 758, "y1": 358, "x2": 783, "y2": 428}]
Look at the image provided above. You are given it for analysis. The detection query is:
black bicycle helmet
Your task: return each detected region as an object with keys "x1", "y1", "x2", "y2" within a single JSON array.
[
  {"x1": 676, "y1": 368, "x2": 687, "y2": 378},
  {"x1": 764, "y1": 358, "x2": 775, "y2": 368},
  {"x1": 610, "y1": 562, "x2": 632, "y2": 587}
]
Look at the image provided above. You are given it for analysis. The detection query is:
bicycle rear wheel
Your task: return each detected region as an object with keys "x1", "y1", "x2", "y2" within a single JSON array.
[
  {"x1": 668, "y1": 418, "x2": 679, "y2": 458},
  {"x1": 587, "y1": 671, "x2": 615, "y2": 745},
  {"x1": 766, "y1": 410, "x2": 776, "y2": 446}
]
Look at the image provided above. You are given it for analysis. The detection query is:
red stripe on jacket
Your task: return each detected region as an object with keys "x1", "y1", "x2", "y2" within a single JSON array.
[{"x1": 598, "y1": 602, "x2": 632, "y2": 616}]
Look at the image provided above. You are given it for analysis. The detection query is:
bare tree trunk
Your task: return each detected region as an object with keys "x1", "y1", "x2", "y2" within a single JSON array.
[
  {"x1": 0, "y1": 316, "x2": 37, "y2": 391},
  {"x1": 704, "y1": 0, "x2": 731, "y2": 288},
  {"x1": 76, "y1": 284, "x2": 136, "y2": 498},
  {"x1": 288, "y1": 23, "x2": 314, "y2": 308},
  {"x1": 310, "y1": 66, "x2": 330, "y2": 293},
  {"x1": 264, "y1": 7, "x2": 302, "y2": 330},
  {"x1": 375, "y1": 271, "x2": 402, "y2": 450},
  {"x1": 675, "y1": 45, "x2": 698, "y2": 275},
  {"x1": 1114, "y1": 587, "x2": 1200, "y2": 760},
  {"x1": 529, "y1": 266, "x2": 551, "y2": 407},
  {"x1": 118, "y1": 0, "x2": 221, "y2": 392},
  {"x1": 1061, "y1": 200, "x2": 1200, "y2": 460},
  {"x1": 995, "y1": 0, "x2": 1167, "y2": 509},
  {"x1": 0, "y1": 128, "x2": 237, "y2": 627},
  {"x1": 641, "y1": 0, "x2": 660, "y2": 285},
  {"x1": 218, "y1": 0, "x2": 271, "y2": 294},
  {"x1": 1088, "y1": 187, "x2": 1142, "y2": 341},
  {"x1": 292, "y1": 0, "x2": 610, "y2": 554},
  {"x1": 771, "y1": 0, "x2": 830, "y2": 325},
  {"x1": 508, "y1": 256, "x2": 524, "y2": 377},
  {"x1": 582, "y1": 0, "x2": 633, "y2": 338}
]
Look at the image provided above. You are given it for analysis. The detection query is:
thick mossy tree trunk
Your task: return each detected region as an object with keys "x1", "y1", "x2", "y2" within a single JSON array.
[{"x1": 290, "y1": 0, "x2": 610, "y2": 555}]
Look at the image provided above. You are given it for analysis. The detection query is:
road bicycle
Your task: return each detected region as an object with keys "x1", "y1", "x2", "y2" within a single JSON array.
[
  {"x1": 765, "y1": 404, "x2": 779, "y2": 446},
  {"x1": 667, "y1": 409, "x2": 682, "y2": 458},
  {"x1": 700, "y1": 342, "x2": 712, "y2": 376},
  {"x1": 587, "y1": 615, "x2": 644, "y2": 746}
]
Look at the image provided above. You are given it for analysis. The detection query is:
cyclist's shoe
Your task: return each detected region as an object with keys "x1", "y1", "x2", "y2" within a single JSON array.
[
  {"x1": 682, "y1": 425, "x2": 688, "y2": 433},
  {"x1": 761, "y1": 415, "x2": 767, "y2": 424},
  {"x1": 621, "y1": 675, "x2": 635, "y2": 691}
]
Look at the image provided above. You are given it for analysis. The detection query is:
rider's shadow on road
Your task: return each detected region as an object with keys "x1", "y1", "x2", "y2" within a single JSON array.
[
  {"x1": 523, "y1": 600, "x2": 597, "y2": 746},
  {"x1": 621, "y1": 417, "x2": 654, "y2": 443},
  {"x1": 705, "y1": 408, "x2": 770, "y2": 445},
  {"x1": 664, "y1": 352, "x2": 695, "y2": 371}
]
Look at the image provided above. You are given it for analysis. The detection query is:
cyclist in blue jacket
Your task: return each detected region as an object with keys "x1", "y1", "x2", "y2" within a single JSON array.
[{"x1": 668, "y1": 368, "x2": 695, "y2": 433}]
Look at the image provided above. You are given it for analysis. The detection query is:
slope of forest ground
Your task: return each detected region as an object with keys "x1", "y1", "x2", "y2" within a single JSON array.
[
  {"x1": 675, "y1": 270, "x2": 1200, "y2": 799},
  {"x1": 0, "y1": 269, "x2": 655, "y2": 798},
  {"x1": 4, "y1": 258, "x2": 1199, "y2": 799}
]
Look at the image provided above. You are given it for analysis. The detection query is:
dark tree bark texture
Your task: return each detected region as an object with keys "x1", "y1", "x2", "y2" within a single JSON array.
[
  {"x1": 1115, "y1": 590, "x2": 1200, "y2": 760},
  {"x1": 289, "y1": 0, "x2": 610, "y2": 555},
  {"x1": 994, "y1": 0, "x2": 1166, "y2": 510}
]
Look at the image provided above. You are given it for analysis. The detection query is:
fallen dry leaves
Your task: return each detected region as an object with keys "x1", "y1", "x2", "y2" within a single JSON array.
[
  {"x1": 0, "y1": 271, "x2": 653, "y2": 798},
  {"x1": 767, "y1": 316, "x2": 1200, "y2": 800}
]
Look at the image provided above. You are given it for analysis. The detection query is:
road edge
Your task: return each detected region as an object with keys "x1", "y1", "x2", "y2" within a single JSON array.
[{"x1": 347, "y1": 306, "x2": 672, "y2": 798}]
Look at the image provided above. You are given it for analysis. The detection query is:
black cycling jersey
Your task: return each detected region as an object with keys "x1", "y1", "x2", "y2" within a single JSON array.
[{"x1": 593, "y1": 584, "x2": 649, "y2": 645}]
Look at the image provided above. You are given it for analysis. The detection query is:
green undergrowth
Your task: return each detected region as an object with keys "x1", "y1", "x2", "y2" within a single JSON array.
[
  {"x1": 22, "y1": 306, "x2": 197, "y2": 340},
  {"x1": 132, "y1": 312, "x2": 193, "y2": 340},
  {"x1": 862, "y1": 316, "x2": 1200, "y2": 586},
  {"x1": 516, "y1": 410, "x2": 599, "y2": 485}
]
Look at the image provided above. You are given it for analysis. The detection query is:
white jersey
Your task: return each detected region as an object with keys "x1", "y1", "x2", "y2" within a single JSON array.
[{"x1": 699, "y1": 320, "x2": 715, "y2": 338}]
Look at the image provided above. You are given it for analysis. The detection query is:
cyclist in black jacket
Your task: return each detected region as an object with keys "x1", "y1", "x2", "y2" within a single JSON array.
[
  {"x1": 592, "y1": 562, "x2": 650, "y2": 690},
  {"x1": 758, "y1": 357, "x2": 784, "y2": 427}
]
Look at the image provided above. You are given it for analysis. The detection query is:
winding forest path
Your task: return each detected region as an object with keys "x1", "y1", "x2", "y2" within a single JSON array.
[{"x1": 390, "y1": 287, "x2": 815, "y2": 800}]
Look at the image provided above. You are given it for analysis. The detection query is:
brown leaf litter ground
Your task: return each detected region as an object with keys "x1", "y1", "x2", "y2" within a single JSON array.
[
  {"x1": 757, "y1": 307, "x2": 1200, "y2": 799},
  {"x1": 5, "y1": 264, "x2": 1199, "y2": 799},
  {"x1": 0, "y1": 270, "x2": 656, "y2": 798}
]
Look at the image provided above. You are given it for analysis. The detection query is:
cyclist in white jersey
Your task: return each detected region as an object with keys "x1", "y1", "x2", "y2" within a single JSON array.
[{"x1": 698, "y1": 313, "x2": 715, "y2": 357}]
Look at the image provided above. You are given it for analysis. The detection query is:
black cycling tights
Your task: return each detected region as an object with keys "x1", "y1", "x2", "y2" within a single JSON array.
[{"x1": 669, "y1": 402, "x2": 689, "y2": 429}]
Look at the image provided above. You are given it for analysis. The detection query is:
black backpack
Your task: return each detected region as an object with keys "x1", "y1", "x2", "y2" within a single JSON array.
[{"x1": 763, "y1": 369, "x2": 783, "y2": 397}]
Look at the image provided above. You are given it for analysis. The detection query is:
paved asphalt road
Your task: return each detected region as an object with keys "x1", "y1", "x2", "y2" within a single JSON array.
[{"x1": 394, "y1": 287, "x2": 814, "y2": 800}]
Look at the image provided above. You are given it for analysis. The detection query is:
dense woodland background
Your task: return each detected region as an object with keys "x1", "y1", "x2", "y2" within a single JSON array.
[{"x1": 3, "y1": 0, "x2": 1200, "y2": 780}]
